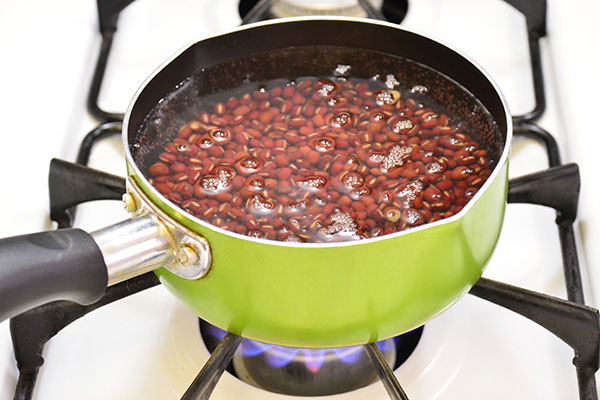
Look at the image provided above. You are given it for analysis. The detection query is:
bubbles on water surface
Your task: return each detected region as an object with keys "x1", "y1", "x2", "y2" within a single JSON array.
[
  {"x1": 381, "y1": 145, "x2": 413, "y2": 171},
  {"x1": 322, "y1": 210, "x2": 359, "y2": 240},
  {"x1": 385, "y1": 74, "x2": 399, "y2": 89},
  {"x1": 410, "y1": 85, "x2": 428, "y2": 94},
  {"x1": 333, "y1": 64, "x2": 352, "y2": 77}
]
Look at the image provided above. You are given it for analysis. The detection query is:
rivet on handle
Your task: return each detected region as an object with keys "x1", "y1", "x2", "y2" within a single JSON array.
[
  {"x1": 122, "y1": 192, "x2": 140, "y2": 213},
  {"x1": 176, "y1": 244, "x2": 199, "y2": 267}
]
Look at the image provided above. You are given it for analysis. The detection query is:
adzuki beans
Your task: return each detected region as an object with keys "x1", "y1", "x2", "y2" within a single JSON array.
[{"x1": 145, "y1": 75, "x2": 493, "y2": 243}]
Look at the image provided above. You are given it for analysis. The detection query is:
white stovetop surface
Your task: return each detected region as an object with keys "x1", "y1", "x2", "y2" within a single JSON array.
[{"x1": 1, "y1": 0, "x2": 599, "y2": 399}]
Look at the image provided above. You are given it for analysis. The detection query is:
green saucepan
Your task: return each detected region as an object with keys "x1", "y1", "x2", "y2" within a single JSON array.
[{"x1": 0, "y1": 17, "x2": 510, "y2": 348}]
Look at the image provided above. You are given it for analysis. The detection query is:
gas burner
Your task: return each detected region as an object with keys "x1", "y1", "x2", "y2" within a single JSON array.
[
  {"x1": 238, "y1": 0, "x2": 408, "y2": 23},
  {"x1": 199, "y1": 319, "x2": 423, "y2": 396}
]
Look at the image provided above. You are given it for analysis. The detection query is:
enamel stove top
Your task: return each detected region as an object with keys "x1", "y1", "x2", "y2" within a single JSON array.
[{"x1": 1, "y1": 0, "x2": 599, "y2": 399}]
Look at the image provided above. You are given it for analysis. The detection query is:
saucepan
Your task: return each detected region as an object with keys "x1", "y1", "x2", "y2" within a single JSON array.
[{"x1": 0, "y1": 17, "x2": 510, "y2": 348}]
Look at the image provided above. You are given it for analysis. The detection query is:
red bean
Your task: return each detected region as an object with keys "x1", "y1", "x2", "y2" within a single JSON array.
[
  {"x1": 233, "y1": 105, "x2": 250, "y2": 116},
  {"x1": 451, "y1": 166, "x2": 474, "y2": 181},
  {"x1": 214, "y1": 103, "x2": 225, "y2": 115},
  {"x1": 158, "y1": 152, "x2": 177, "y2": 163},
  {"x1": 148, "y1": 162, "x2": 169, "y2": 176},
  {"x1": 178, "y1": 124, "x2": 193, "y2": 138}
]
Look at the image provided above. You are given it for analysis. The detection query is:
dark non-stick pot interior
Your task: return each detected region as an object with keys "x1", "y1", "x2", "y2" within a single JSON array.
[{"x1": 127, "y1": 18, "x2": 506, "y2": 174}]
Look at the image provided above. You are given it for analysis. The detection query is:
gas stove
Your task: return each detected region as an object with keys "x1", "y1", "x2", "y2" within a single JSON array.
[{"x1": 1, "y1": 0, "x2": 600, "y2": 399}]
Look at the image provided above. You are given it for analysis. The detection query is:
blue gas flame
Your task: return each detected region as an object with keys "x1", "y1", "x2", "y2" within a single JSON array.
[{"x1": 206, "y1": 324, "x2": 395, "y2": 372}]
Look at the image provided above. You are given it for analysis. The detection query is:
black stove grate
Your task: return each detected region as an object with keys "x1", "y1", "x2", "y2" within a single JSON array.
[{"x1": 8, "y1": 0, "x2": 600, "y2": 399}]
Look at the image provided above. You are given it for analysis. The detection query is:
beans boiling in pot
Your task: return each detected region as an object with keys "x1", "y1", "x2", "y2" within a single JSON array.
[{"x1": 145, "y1": 76, "x2": 493, "y2": 243}]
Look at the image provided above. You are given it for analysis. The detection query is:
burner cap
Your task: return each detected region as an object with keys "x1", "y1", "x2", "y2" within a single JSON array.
[{"x1": 238, "y1": 0, "x2": 408, "y2": 23}]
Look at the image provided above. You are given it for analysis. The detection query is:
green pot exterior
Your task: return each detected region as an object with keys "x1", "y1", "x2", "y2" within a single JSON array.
[{"x1": 128, "y1": 159, "x2": 508, "y2": 348}]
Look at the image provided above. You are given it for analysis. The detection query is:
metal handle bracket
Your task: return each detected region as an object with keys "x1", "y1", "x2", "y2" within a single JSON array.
[
  {"x1": 92, "y1": 177, "x2": 212, "y2": 285},
  {"x1": 125, "y1": 177, "x2": 212, "y2": 280}
]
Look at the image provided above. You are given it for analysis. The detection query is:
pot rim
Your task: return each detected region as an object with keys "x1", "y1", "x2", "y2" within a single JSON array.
[{"x1": 122, "y1": 16, "x2": 513, "y2": 249}]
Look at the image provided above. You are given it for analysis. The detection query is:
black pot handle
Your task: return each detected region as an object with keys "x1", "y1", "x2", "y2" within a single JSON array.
[{"x1": 0, "y1": 228, "x2": 108, "y2": 322}]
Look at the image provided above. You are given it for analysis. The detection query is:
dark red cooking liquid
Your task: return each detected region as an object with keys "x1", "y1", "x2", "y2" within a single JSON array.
[{"x1": 145, "y1": 76, "x2": 493, "y2": 243}]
